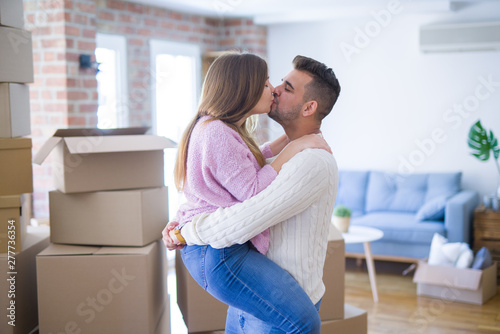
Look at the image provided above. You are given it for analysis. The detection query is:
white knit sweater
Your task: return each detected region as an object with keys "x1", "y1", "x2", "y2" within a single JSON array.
[{"x1": 181, "y1": 148, "x2": 339, "y2": 304}]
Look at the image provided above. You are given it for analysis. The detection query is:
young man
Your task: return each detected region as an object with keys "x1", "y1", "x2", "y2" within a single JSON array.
[{"x1": 164, "y1": 55, "x2": 341, "y2": 333}]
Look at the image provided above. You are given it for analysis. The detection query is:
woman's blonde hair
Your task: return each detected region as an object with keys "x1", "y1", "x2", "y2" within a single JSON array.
[{"x1": 174, "y1": 51, "x2": 268, "y2": 191}]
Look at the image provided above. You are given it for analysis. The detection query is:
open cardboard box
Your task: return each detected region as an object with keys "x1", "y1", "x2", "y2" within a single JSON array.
[
  {"x1": 49, "y1": 187, "x2": 169, "y2": 247},
  {"x1": 0, "y1": 230, "x2": 50, "y2": 334},
  {"x1": 413, "y1": 260, "x2": 498, "y2": 305},
  {"x1": 37, "y1": 240, "x2": 168, "y2": 334},
  {"x1": 34, "y1": 128, "x2": 176, "y2": 193},
  {"x1": 320, "y1": 224, "x2": 346, "y2": 321},
  {"x1": 0, "y1": 138, "x2": 33, "y2": 196},
  {"x1": 0, "y1": 26, "x2": 33, "y2": 83},
  {"x1": 0, "y1": 0, "x2": 25, "y2": 29},
  {"x1": 0, "y1": 83, "x2": 30, "y2": 138}
]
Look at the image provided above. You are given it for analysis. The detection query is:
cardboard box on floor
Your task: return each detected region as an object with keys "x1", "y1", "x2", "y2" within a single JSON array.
[
  {"x1": 0, "y1": 138, "x2": 33, "y2": 196},
  {"x1": 320, "y1": 304, "x2": 368, "y2": 333},
  {"x1": 319, "y1": 224, "x2": 346, "y2": 321},
  {"x1": 413, "y1": 260, "x2": 498, "y2": 305},
  {"x1": 175, "y1": 250, "x2": 228, "y2": 333},
  {"x1": 0, "y1": 195, "x2": 27, "y2": 253},
  {"x1": 0, "y1": 230, "x2": 50, "y2": 334},
  {"x1": 34, "y1": 128, "x2": 176, "y2": 193},
  {"x1": 0, "y1": 26, "x2": 33, "y2": 83},
  {"x1": 0, "y1": 0, "x2": 25, "y2": 29},
  {"x1": 154, "y1": 296, "x2": 171, "y2": 334},
  {"x1": 49, "y1": 187, "x2": 169, "y2": 247},
  {"x1": 36, "y1": 240, "x2": 168, "y2": 334},
  {"x1": 175, "y1": 224, "x2": 345, "y2": 332},
  {"x1": 0, "y1": 83, "x2": 30, "y2": 138}
]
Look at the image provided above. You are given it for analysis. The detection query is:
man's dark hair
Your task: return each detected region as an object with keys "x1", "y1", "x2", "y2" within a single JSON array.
[{"x1": 292, "y1": 55, "x2": 341, "y2": 121}]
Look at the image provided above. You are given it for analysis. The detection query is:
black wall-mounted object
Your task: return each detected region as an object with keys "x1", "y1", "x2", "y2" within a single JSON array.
[
  {"x1": 79, "y1": 54, "x2": 92, "y2": 69},
  {"x1": 79, "y1": 54, "x2": 100, "y2": 73}
]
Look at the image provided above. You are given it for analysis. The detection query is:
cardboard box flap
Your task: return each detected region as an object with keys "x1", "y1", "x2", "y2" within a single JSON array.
[
  {"x1": 63, "y1": 135, "x2": 176, "y2": 154},
  {"x1": 38, "y1": 243, "x2": 101, "y2": 257},
  {"x1": 0, "y1": 195, "x2": 20, "y2": 208},
  {"x1": 34, "y1": 129, "x2": 177, "y2": 164},
  {"x1": 0, "y1": 138, "x2": 32, "y2": 150},
  {"x1": 52, "y1": 127, "x2": 149, "y2": 137},
  {"x1": 94, "y1": 242, "x2": 157, "y2": 255},
  {"x1": 413, "y1": 261, "x2": 483, "y2": 290},
  {"x1": 33, "y1": 136, "x2": 62, "y2": 165},
  {"x1": 33, "y1": 127, "x2": 149, "y2": 164}
]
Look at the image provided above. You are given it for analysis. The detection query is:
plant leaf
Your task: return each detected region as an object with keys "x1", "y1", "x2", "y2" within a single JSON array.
[
  {"x1": 489, "y1": 130, "x2": 500, "y2": 160},
  {"x1": 468, "y1": 121, "x2": 490, "y2": 161}
]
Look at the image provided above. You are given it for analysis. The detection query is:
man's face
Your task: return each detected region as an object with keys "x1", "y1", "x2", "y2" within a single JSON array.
[{"x1": 269, "y1": 69, "x2": 313, "y2": 124}]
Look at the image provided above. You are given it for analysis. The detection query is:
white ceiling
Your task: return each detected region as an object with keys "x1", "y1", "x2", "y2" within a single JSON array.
[{"x1": 130, "y1": 0, "x2": 489, "y2": 24}]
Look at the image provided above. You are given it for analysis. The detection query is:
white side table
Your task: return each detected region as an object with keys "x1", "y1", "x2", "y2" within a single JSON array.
[{"x1": 342, "y1": 225, "x2": 384, "y2": 302}]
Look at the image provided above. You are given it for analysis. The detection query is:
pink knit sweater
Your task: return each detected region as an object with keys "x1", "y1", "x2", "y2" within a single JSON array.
[{"x1": 176, "y1": 116, "x2": 277, "y2": 254}]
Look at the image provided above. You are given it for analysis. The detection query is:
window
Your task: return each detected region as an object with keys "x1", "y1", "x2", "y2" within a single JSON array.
[
  {"x1": 150, "y1": 40, "x2": 201, "y2": 219},
  {"x1": 150, "y1": 41, "x2": 200, "y2": 334},
  {"x1": 95, "y1": 34, "x2": 128, "y2": 129}
]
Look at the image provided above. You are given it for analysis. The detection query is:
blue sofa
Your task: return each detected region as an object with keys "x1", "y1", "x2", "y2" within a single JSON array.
[{"x1": 335, "y1": 171, "x2": 479, "y2": 260}]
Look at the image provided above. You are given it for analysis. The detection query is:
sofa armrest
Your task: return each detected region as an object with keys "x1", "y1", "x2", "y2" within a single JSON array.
[{"x1": 444, "y1": 190, "x2": 479, "y2": 244}]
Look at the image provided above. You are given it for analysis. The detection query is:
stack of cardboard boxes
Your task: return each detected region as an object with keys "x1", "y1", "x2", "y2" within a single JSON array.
[
  {"x1": 0, "y1": 1, "x2": 52, "y2": 334},
  {"x1": 33, "y1": 128, "x2": 175, "y2": 334},
  {"x1": 0, "y1": 0, "x2": 34, "y2": 252},
  {"x1": 176, "y1": 224, "x2": 368, "y2": 333}
]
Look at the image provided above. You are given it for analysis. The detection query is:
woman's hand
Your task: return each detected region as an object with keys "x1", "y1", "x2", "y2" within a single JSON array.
[
  {"x1": 268, "y1": 134, "x2": 291, "y2": 156},
  {"x1": 162, "y1": 221, "x2": 185, "y2": 250},
  {"x1": 270, "y1": 133, "x2": 332, "y2": 173}
]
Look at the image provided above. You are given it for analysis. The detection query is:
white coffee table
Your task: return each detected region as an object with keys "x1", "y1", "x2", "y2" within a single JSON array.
[{"x1": 342, "y1": 225, "x2": 384, "y2": 302}]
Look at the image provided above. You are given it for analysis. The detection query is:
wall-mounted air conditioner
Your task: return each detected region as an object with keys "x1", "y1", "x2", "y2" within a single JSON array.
[{"x1": 420, "y1": 21, "x2": 500, "y2": 53}]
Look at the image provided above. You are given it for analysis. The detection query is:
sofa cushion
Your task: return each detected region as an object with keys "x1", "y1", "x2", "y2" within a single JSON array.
[
  {"x1": 365, "y1": 172, "x2": 427, "y2": 213},
  {"x1": 415, "y1": 195, "x2": 448, "y2": 221},
  {"x1": 335, "y1": 170, "x2": 369, "y2": 216},
  {"x1": 416, "y1": 172, "x2": 461, "y2": 221},
  {"x1": 351, "y1": 212, "x2": 445, "y2": 244},
  {"x1": 425, "y1": 172, "x2": 461, "y2": 202},
  {"x1": 365, "y1": 172, "x2": 462, "y2": 214}
]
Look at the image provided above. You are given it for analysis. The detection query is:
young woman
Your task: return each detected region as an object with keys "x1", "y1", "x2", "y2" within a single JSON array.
[{"x1": 169, "y1": 52, "x2": 329, "y2": 333}]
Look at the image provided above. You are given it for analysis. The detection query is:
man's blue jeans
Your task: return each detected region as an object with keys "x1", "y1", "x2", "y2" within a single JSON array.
[
  {"x1": 225, "y1": 300, "x2": 322, "y2": 334},
  {"x1": 180, "y1": 242, "x2": 321, "y2": 333}
]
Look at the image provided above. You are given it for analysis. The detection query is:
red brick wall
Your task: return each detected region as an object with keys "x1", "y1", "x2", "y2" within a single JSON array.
[
  {"x1": 24, "y1": 0, "x2": 99, "y2": 218},
  {"x1": 220, "y1": 18, "x2": 267, "y2": 55},
  {"x1": 24, "y1": 0, "x2": 268, "y2": 219},
  {"x1": 65, "y1": 0, "x2": 99, "y2": 128},
  {"x1": 95, "y1": 0, "x2": 222, "y2": 127}
]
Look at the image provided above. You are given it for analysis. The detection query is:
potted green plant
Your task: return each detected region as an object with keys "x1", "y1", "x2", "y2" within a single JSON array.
[
  {"x1": 468, "y1": 120, "x2": 500, "y2": 209},
  {"x1": 332, "y1": 205, "x2": 352, "y2": 233}
]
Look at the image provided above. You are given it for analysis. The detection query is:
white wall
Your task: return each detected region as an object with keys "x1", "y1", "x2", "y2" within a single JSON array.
[{"x1": 267, "y1": 2, "x2": 500, "y2": 198}]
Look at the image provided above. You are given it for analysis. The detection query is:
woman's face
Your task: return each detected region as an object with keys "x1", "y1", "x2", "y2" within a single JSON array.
[{"x1": 248, "y1": 78, "x2": 275, "y2": 116}]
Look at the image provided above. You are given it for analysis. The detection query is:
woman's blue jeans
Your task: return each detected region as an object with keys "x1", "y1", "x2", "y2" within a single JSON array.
[
  {"x1": 180, "y1": 242, "x2": 321, "y2": 334},
  {"x1": 225, "y1": 300, "x2": 322, "y2": 334}
]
